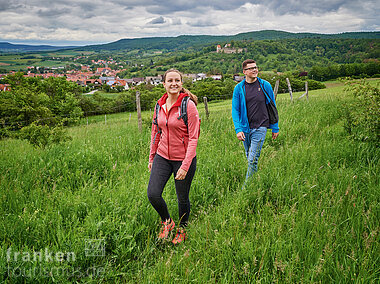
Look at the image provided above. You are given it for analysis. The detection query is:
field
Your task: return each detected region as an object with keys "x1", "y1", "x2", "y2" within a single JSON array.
[
  {"x1": 83, "y1": 91, "x2": 122, "y2": 99},
  {"x1": 0, "y1": 50, "x2": 91, "y2": 71},
  {"x1": 0, "y1": 54, "x2": 70, "y2": 71},
  {"x1": 0, "y1": 82, "x2": 379, "y2": 282}
]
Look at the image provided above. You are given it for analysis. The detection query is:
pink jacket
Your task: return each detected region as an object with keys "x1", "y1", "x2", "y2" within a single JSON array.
[{"x1": 149, "y1": 92, "x2": 200, "y2": 171}]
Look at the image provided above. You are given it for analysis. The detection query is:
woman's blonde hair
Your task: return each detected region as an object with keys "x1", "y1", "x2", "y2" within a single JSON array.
[{"x1": 163, "y1": 68, "x2": 198, "y2": 106}]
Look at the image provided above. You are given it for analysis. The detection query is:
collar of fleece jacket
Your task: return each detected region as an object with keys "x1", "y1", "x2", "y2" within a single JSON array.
[{"x1": 157, "y1": 92, "x2": 188, "y2": 108}]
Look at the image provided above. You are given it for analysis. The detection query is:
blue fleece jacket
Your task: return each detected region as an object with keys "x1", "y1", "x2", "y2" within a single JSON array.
[{"x1": 232, "y1": 77, "x2": 279, "y2": 134}]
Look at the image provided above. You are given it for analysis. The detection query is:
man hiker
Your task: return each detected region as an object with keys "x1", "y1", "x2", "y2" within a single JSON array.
[{"x1": 231, "y1": 59, "x2": 279, "y2": 184}]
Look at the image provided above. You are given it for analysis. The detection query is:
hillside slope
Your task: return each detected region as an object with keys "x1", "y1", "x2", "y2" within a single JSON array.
[{"x1": 0, "y1": 82, "x2": 379, "y2": 282}]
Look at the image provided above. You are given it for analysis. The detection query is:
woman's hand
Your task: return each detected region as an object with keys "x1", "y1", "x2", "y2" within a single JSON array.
[
  {"x1": 148, "y1": 162, "x2": 153, "y2": 172},
  {"x1": 175, "y1": 168, "x2": 187, "y2": 180}
]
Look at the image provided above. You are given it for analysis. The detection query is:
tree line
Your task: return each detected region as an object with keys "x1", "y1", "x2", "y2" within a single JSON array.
[
  {"x1": 308, "y1": 61, "x2": 379, "y2": 81},
  {"x1": 114, "y1": 38, "x2": 379, "y2": 78}
]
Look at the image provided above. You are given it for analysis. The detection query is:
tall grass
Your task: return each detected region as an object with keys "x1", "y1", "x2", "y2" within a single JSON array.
[{"x1": 0, "y1": 81, "x2": 379, "y2": 283}]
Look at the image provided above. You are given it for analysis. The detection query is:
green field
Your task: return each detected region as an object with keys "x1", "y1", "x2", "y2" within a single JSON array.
[
  {"x1": 0, "y1": 54, "x2": 71, "y2": 71},
  {"x1": 0, "y1": 82, "x2": 379, "y2": 282},
  {"x1": 0, "y1": 50, "x2": 91, "y2": 71},
  {"x1": 46, "y1": 51, "x2": 94, "y2": 57},
  {"x1": 83, "y1": 91, "x2": 123, "y2": 99}
]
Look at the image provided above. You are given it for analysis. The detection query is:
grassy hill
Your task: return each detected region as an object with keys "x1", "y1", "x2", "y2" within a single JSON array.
[{"x1": 0, "y1": 81, "x2": 379, "y2": 282}]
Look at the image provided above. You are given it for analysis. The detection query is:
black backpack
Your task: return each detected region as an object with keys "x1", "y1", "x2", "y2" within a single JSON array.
[{"x1": 152, "y1": 96, "x2": 200, "y2": 144}]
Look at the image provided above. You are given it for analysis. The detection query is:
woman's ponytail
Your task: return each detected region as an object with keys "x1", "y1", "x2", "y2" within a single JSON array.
[{"x1": 182, "y1": 88, "x2": 198, "y2": 106}]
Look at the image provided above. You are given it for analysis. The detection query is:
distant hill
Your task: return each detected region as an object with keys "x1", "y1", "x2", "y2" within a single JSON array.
[
  {"x1": 76, "y1": 30, "x2": 380, "y2": 52},
  {"x1": 0, "y1": 42, "x2": 77, "y2": 52},
  {"x1": 232, "y1": 30, "x2": 380, "y2": 40}
]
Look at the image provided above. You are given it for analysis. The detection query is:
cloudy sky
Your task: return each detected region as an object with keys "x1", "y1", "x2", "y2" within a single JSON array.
[{"x1": 0, "y1": 0, "x2": 379, "y2": 46}]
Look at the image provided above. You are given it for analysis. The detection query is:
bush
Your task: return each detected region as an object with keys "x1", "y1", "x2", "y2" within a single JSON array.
[
  {"x1": 0, "y1": 73, "x2": 83, "y2": 146},
  {"x1": 260, "y1": 73, "x2": 326, "y2": 93},
  {"x1": 306, "y1": 79, "x2": 326, "y2": 90},
  {"x1": 19, "y1": 122, "x2": 72, "y2": 148},
  {"x1": 114, "y1": 93, "x2": 136, "y2": 112},
  {"x1": 308, "y1": 62, "x2": 380, "y2": 81},
  {"x1": 1, "y1": 73, "x2": 83, "y2": 131},
  {"x1": 343, "y1": 80, "x2": 380, "y2": 144}
]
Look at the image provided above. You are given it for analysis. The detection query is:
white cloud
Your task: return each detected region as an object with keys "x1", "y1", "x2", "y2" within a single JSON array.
[
  {"x1": 187, "y1": 19, "x2": 216, "y2": 27},
  {"x1": 0, "y1": 0, "x2": 378, "y2": 46},
  {"x1": 147, "y1": 16, "x2": 166, "y2": 25}
]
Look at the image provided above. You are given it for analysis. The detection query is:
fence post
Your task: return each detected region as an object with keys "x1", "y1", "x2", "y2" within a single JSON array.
[
  {"x1": 286, "y1": 78, "x2": 293, "y2": 102},
  {"x1": 203, "y1": 97, "x2": 209, "y2": 119},
  {"x1": 297, "y1": 81, "x2": 309, "y2": 101},
  {"x1": 274, "y1": 79, "x2": 280, "y2": 100},
  {"x1": 136, "y1": 91, "x2": 142, "y2": 132},
  {"x1": 105, "y1": 114, "x2": 107, "y2": 124},
  {"x1": 129, "y1": 113, "x2": 131, "y2": 122}
]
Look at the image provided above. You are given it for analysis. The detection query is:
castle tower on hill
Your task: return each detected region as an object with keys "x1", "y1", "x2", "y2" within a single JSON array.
[{"x1": 216, "y1": 43, "x2": 245, "y2": 54}]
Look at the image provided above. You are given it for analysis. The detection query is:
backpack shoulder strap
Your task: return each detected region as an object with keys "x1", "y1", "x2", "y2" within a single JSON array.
[
  {"x1": 178, "y1": 96, "x2": 190, "y2": 128},
  {"x1": 258, "y1": 80, "x2": 270, "y2": 103},
  {"x1": 152, "y1": 102, "x2": 162, "y2": 145},
  {"x1": 153, "y1": 102, "x2": 160, "y2": 128}
]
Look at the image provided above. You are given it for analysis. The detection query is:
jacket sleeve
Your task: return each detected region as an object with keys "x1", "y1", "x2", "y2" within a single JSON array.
[
  {"x1": 231, "y1": 85, "x2": 243, "y2": 134},
  {"x1": 180, "y1": 100, "x2": 199, "y2": 172},
  {"x1": 149, "y1": 107, "x2": 160, "y2": 163},
  {"x1": 263, "y1": 80, "x2": 279, "y2": 133}
]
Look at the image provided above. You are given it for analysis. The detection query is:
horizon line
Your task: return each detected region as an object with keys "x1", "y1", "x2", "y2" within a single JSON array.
[{"x1": 1, "y1": 29, "x2": 378, "y2": 47}]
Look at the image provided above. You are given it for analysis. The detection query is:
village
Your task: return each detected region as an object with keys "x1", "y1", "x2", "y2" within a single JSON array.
[
  {"x1": 0, "y1": 44, "x2": 247, "y2": 92},
  {"x1": 0, "y1": 68, "x2": 235, "y2": 92}
]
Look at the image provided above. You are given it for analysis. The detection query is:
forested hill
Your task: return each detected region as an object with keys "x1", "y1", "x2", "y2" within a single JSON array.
[
  {"x1": 76, "y1": 30, "x2": 380, "y2": 52},
  {"x1": 0, "y1": 42, "x2": 76, "y2": 52}
]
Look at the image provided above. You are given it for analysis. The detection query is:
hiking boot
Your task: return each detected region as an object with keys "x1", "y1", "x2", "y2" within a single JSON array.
[
  {"x1": 172, "y1": 228, "x2": 187, "y2": 245},
  {"x1": 158, "y1": 219, "x2": 175, "y2": 240}
]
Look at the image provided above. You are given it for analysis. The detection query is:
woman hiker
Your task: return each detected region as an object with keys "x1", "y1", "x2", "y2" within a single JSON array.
[{"x1": 147, "y1": 68, "x2": 200, "y2": 244}]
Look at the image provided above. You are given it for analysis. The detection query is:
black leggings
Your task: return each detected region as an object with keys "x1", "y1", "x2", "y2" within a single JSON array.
[{"x1": 147, "y1": 154, "x2": 197, "y2": 227}]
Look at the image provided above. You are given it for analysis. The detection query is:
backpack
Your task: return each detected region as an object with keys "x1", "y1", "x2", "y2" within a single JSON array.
[
  {"x1": 153, "y1": 96, "x2": 200, "y2": 144},
  {"x1": 259, "y1": 81, "x2": 279, "y2": 124}
]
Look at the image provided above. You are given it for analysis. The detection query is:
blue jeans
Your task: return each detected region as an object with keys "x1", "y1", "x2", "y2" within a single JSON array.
[{"x1": 243, "y1": 127, "x2": 267, "y2": 180}]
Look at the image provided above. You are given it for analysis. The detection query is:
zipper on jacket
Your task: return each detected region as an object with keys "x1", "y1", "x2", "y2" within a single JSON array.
[
  {"x1": 182, "y1": 136, "x2": 186, "y2": 152},
  {"x1": 166, "y1": 117, "x2": 170, "y2": 159},
  {"x1": 165, "y1": 105, "x2": 181, "y2": 159},
  {"x1": 160, "y1": 104, "x2": 172, "y2": 159}
]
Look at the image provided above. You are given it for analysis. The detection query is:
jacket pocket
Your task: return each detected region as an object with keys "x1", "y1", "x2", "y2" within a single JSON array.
[{"x1": 182, "y1": 137, "x2": 186, "y2": 150}]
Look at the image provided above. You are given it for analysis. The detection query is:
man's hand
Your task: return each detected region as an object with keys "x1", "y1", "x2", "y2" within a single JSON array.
[
  {"x1": 272, "y1": 132, "x2": 279, "y2": 140},
  {"x1": 148, "y1": 162, "x2": 153, "y2": 172},
  {"x1": 237, "y1": 132, "x2": 245, "y2": 141},
  {"x1": 175, "y1": 168, "x2": 187, "y2": 180}
]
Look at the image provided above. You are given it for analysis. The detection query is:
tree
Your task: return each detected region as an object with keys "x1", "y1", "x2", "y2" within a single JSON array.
[
  {"x1": 343, "y1": 80, "x2": 380, "y2": 144},
  {"x1": 0, "y1": 73, "x2": 83, "y2": 146}
]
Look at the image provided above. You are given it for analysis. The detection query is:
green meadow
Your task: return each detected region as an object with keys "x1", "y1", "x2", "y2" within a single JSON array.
[
  {"x1": 83, "y1": 91, "x2": 123, "y2": 99},
  {"x1": 0, "y1": 82, "x2": 379, "y2": 283},
  {"x1": 0, "y1": 50, "x2": 87, "y2": 71}
]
